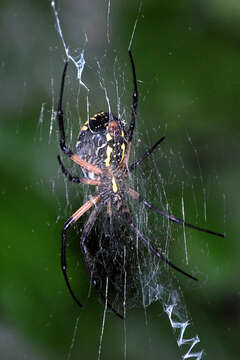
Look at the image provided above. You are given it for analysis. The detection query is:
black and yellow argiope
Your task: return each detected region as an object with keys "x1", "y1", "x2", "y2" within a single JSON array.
[{"x1": 57, "y1": 50, "x2": 224, "y2": 318}]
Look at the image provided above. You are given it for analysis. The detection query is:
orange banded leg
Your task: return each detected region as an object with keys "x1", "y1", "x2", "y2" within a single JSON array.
[
  {"x1": 58, "y1": 155, "x2": 101, "y2": 185},
  {"x1": 80, "y1": 178, "x2": 101, "y2": 186},
  {"x1": 61, "y1": 196, "x2": 99, "y2": 307},
  {"x1": 128, "y1": 187, "x2": 139, "y2": 200},
  {"x1": 122, "y1": 142, "x2": 132, "y2": 167},
  {"x1": 71, "y1": 196, "x2": 99, "y2": 222},
  {"x1": 71, "y1": 154, "x2": 103, "y2": 175}
]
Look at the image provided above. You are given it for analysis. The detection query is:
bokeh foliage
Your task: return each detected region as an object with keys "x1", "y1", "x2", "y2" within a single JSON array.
[{"x1": 0, "y1": 1, "x2": 239, "y2": 359}]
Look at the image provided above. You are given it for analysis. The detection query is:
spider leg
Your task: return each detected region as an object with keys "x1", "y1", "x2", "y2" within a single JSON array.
[
  {"x1": 58, "y1": 155, "x2": 101, "y2": 185},
  {"x1": 71, "y1": 154, "x2": 103, "y2": 175},
  {"x1": 128, "y1": 188, "x2": 225, "y2": 238},
  {"x1": 57, "y1": 61, "x2": 74, "y2": 158},
  {"x1": 58, "y1": 155, "x2": 82, "y2": 183},
  {"x1": 61, "y1": 196, "x2": 99, "y2": 308},
  {"x1": 119, "y1": 213, "x2": 198, "y2": 281},
  {"x1": 80, "y1": 206, "x2": 124, "y2": 320},
  {"x1": 127, "y1": 50, "x2": 138, "y2": 143},
  {"x1": 129, "y1": 136, "x2": 165, "y2": 171},
  {"x1": 121, "y1": 50, "x2": 138, "y2": 167},
  {"x1": 57, "y1": 62, "x2": 104, "y2": 176}
]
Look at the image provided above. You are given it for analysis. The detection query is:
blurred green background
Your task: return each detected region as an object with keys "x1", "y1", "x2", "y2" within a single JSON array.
[{"x1": 0, "y1": 0, "x2": 239, "y2": 359}]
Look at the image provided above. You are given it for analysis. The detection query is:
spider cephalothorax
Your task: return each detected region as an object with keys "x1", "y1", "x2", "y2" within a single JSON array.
[
  {"x1": 57, "y1": 50, "x2": 224, "y2": 318},
  {"x1": 76, "y1": 111, "x2": 127, "y2": 180}
]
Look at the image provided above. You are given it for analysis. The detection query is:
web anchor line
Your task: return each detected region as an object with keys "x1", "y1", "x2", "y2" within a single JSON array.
[
  {"x1": 51, "y1": 0, "x2": 89, "y2": 91},
  {"x1": 164, "y1": 304, "x2": 204, "y2": 360}
]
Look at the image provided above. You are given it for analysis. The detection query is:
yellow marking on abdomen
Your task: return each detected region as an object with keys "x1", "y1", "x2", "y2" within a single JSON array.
[
  {"x1": 106, "y1": 133, "x2": 112, "y2": 142},
  {"x1": 81, "y1": 125, "x2": 88, "y2": 131},
  {"x1": 112, "y1": 177, "x2": 118, "y2": 193},
  {"x1": 120, "y1": 142, "x2": 126, "y2": 162},
  {"x1": 105, "y1": 145, "x2": 113, "y2": 167}
]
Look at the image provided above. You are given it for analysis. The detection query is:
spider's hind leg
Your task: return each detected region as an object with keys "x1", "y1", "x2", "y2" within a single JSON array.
[
  {"x1": 128, "y1": 188, "x2": 225, "y2": 238},
  {"x1": 61, "y1": 196, "x2": 100, "y2": 308},
  {"x1": 142, "y1": 198, "x2": 225, "y2": 238},
  {"x1": 119, "y1": 213, "x2": 198, "y2": 281}
]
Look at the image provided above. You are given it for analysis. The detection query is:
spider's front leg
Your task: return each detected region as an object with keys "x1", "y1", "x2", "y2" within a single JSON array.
[
  {"x1": 57, "y1": 62, "x2": 104, "y2": 177},
  {"x1": 58, "y1": 155, "x2": 101, "y2": 185},
  {"x1": 129, "y1": 136, "x2": 165, "y2": 171},
  {"x1": 57, "y1": 61, "x2": 73, "y2": 158},
  {"x1": 126, "y1": 51, "x2": 165, "y2": 171},
  {"x1": 122, "y1": 50, "x2": 139, "y2": 167},
  {"x1": 127, "y1": 49, "x2": 138, "y2": 143}
]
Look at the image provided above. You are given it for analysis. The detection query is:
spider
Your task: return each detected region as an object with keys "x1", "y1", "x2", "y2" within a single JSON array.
[{"x1": 57, "y1": 49, "x2": 224, "y2": 318}]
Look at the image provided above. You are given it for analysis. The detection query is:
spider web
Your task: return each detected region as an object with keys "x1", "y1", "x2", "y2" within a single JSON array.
[{"x1": 49, "y1": 1, "x2": 210, "y2": 359}]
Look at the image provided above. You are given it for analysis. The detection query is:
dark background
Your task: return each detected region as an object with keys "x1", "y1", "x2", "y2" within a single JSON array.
[{"x1": 0, "y1": 1, "x2": 239, "y2": 359}]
